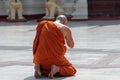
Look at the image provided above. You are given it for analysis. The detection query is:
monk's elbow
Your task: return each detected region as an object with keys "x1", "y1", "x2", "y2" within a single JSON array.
[{"x1": 68, "y1": 43, "x2": 74, "y2": 48}]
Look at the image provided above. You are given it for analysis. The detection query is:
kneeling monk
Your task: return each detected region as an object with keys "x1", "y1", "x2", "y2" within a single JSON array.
[{"x1": 33, "y1": 15, "x2": 76, "y2": 79}]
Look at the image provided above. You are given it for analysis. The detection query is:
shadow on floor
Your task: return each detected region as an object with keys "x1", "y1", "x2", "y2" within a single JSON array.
[{"x1": 24, "y1": 76, "x2": 68, "y2": 80}]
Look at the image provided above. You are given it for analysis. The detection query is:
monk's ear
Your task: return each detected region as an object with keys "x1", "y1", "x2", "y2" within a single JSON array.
[
  {"x1": 63, "y1": 21, "x2": 67, "y2": 25},
  {"x1": 62, "y1": 21, "x2": 65, "y2": 25}
]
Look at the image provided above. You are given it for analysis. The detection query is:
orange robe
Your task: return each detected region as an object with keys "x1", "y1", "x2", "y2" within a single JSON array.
[{"x1": 33, "y1": 20, "x2": 76, "y2": 76}]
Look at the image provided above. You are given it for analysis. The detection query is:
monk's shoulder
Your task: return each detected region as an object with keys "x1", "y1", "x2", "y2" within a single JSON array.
[
  {"x1": 59, "y1": 26, "x2": 71, "y2": 38},
  {"x1": 64, "y1": 26, "x2": 71, "y2": 33}
]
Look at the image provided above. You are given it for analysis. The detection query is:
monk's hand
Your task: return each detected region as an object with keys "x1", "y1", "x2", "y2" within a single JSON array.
[{"x1": 34, "y1": 64, "x2": 41, "y2": 79}]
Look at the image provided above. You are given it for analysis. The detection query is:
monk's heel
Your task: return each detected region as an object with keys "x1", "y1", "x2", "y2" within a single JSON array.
[{"x1": 34, "y1": 71, "x2": 41, "y2": 79}]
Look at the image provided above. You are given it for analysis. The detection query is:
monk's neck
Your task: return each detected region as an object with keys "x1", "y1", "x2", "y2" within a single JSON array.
[{"x1": 55, "y1": 20, "x2": 63, "y2": 24}]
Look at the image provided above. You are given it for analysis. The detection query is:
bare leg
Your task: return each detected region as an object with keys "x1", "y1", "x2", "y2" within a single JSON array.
[
  {"x1": 34, "y1": 64, "x2": 42, "y2": 79},
  {"x1": 48, "y1": 65, "x2": 59, "y2": 79}
]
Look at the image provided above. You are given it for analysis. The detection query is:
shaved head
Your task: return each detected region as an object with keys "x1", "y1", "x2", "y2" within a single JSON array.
[{"x1": 56, "y1": 15, "x2": 67, "y2": 24}]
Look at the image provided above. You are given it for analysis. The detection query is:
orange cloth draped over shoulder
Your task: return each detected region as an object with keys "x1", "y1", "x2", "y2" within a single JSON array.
[{"x1": 33, "y1": 20, "x2": 76, "y2": 76}]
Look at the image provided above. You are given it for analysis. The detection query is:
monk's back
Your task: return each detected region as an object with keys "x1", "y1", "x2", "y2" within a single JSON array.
[{"x1": 33, "y1": 21, "x2": 66, "y2": 65}]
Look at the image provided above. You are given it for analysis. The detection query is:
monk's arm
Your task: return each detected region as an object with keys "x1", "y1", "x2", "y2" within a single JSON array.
[{"x1": 65, "y1": 28, "x2": 74, "y2": 48}]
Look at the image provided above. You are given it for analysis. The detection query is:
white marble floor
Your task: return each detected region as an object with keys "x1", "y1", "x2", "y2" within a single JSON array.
[{"x1": 0, "y1": 20, "x2": 120, "y2": 80}]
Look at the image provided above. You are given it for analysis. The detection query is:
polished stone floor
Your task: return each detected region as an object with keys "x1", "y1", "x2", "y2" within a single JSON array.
[{"x1": 0, "y1": 20, "x2": 120, "y2": 80}]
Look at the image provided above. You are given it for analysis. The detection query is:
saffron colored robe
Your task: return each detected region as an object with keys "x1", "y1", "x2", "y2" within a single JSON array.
[{"x1": 33, "y1": 20, "x2": 76, "y2": 76}]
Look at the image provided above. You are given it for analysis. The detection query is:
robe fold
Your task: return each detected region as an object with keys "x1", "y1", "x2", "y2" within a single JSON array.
[{"x1": 33, "y1": 20, "x2": 76, "y2": 76}]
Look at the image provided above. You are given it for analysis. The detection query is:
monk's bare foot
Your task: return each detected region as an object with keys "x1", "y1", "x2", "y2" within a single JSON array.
[
  {"x1": 34, "y1": 64, "x2": 42, "y2": 79},
  {"x1": 48, "y1": 65, "x2": 59, "y2": 79}
]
